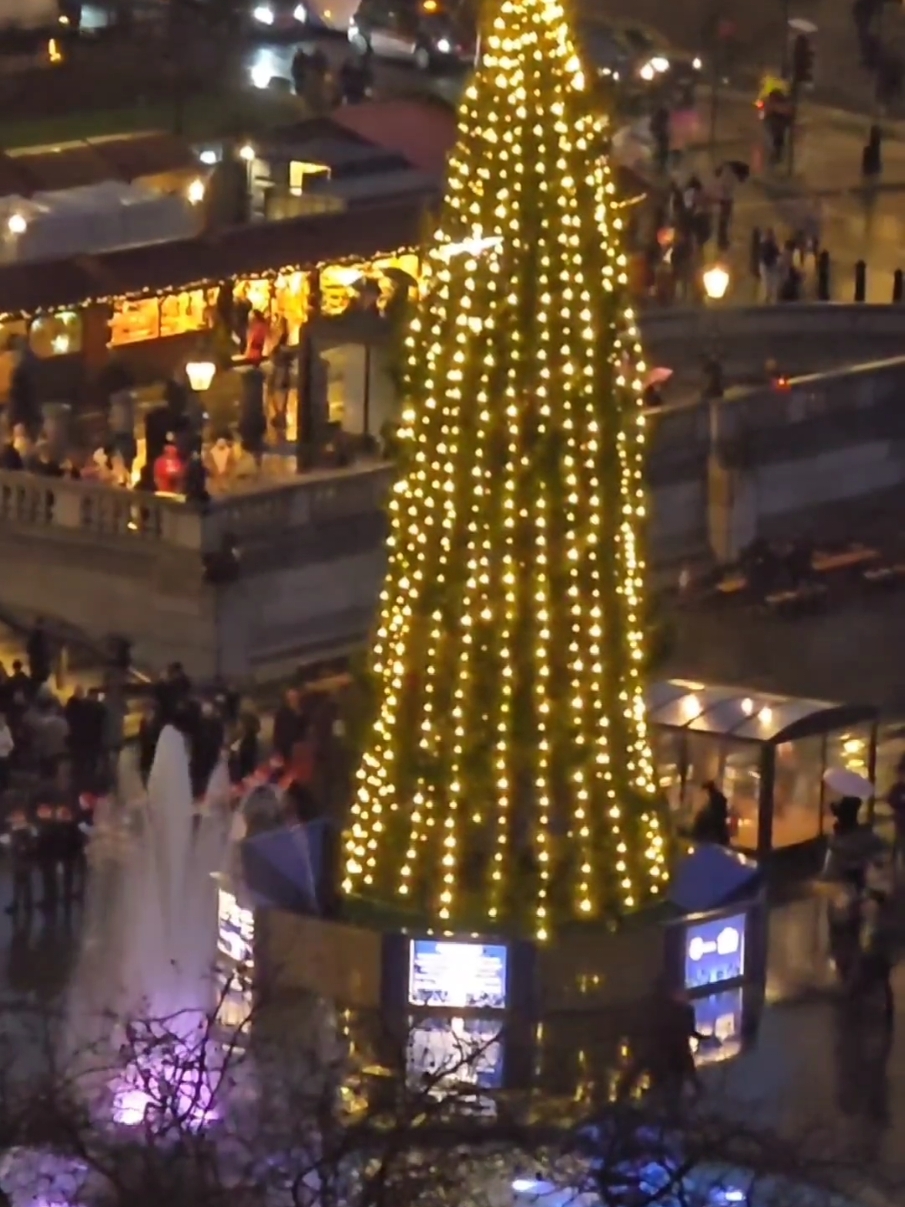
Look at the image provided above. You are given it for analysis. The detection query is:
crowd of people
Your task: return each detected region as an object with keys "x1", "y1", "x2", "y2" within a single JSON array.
[{"x1": 0, "y1": 622, "x2": 346, "y2": 929}]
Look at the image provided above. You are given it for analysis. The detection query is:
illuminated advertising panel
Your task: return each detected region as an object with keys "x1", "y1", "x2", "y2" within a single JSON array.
[
  {"x1": 408, "y1": 939, "x2": 508, "y2": 1009},
  {"x1": 684, "y1": 911, "x2": 746, "y2": 990}
]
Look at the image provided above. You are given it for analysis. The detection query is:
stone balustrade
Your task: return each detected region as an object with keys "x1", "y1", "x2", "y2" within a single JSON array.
[{"x1": 0, "y1": 461, "x2": 395, "y2": 556}]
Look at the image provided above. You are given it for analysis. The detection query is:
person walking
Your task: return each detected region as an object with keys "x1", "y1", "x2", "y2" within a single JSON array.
[
  {"x1": 690, "y1": 781, "x2": 731, "y2": 845},
  {"x1": 650, "y1": 104, "x2": 671, "y2": 173},
  {"x1": 714, "y1": 163, "x2": 736, "y2": 251},
  {"x1": 0, "y1": 712, "x2": 13, "y2": 797},
  {"x1": 886, "y1": 759, "x2": 905, "y2": 870},
  {"x1": 759, "y1": 228, "x2": 781, "y2": 303},
  {"x1": 26, "y1": 618, "x2": 51, "y2": 690},
  {"x1": 3, "y1": 807, "x2": 36, "y2": 919},
  {"x1": 273, "y1": 687, "x2": 307, "y2": 766}
]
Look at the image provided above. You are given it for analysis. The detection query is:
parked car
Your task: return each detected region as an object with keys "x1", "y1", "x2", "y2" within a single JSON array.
[
  {"x1": 348, "y1": 0, "x2": 476, "y2": 70},
  {"x1": 577, "y1": 19, "x2": 702, "y2": 107}
]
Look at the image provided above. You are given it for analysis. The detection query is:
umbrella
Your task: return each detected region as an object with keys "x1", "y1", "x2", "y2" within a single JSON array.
[
  {"x1": 823, "y1": 766, "x2": 875, "y2": 800},
  {"x1": 720, "y1": 159, "x2": 750, "y2": 182},
  {"x1": 645, "y1": 366, "x2": 673, "y2": 387},
  {"x1": 382, "y1": 266, "x2": 417, "y2": 289}
]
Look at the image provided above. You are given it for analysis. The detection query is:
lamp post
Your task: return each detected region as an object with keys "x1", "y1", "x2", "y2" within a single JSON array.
[
  {"x1": 702, "y1": 262, "x2": 730, "y2": 303},
  {"x1": 702, "y1": 263, "x2": 730, "y2": 464},
  {"x1": 185, "y1": 361, "x2": 217, "y2": 393}
]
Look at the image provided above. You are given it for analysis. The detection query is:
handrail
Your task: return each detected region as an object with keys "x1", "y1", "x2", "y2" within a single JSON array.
[{"x1": 0, "y1": 461, "x2": 394, "y2": 553}]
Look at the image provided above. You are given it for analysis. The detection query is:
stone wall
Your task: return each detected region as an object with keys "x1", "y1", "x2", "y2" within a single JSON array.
[{"x1": 5, "y1": 355, "x2": 905, "y2": 679}]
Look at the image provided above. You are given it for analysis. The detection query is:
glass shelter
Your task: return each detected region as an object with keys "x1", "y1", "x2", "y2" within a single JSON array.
[{"x1": 648, "y1": 680, "x2": 878, "y2": 857}]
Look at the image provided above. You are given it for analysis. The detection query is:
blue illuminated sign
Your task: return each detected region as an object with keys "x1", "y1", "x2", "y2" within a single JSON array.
[{"x1": 684, "y1": 911, "x2": 746, "y2": 990}]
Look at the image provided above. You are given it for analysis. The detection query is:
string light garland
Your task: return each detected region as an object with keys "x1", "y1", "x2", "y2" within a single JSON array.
[{"x1": 343, "y1": 0, "x2": 669, "y2": 935}]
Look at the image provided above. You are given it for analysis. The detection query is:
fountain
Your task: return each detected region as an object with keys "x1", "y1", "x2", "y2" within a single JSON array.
[{"x1": 66, "y1": 721, "x2": 234, "y2": 1131}]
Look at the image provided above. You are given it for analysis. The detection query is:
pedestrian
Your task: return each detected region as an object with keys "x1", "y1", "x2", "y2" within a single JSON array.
[
  {"x1": 823, "y1": 793, "x2": 882, "y2": 986},
  {"x1": 650, "y1": 104, "x2": 671, "y2": 172},
  {"x1": 55, "y1": 804, "x2": 86, "y2": 908},
  {"x1": 229, "y1": 710, "x2": 261, "y2": 784},
  {"x1": 886, "y1": 759, "x2": 905, "y2": 869},
  {"x1": 0, "y1": 711, "x2": 13, "y2": 797},
  {"x1": 713, "y1": 163, "x2": 736, "y2": 250},
  {"x1": 34, "y1": 802, "x2": 60, "y2": 914},
  {"x1": 779, "y1": 240, "x2": 803, "y2": 301},
  {"x1": 619, "y1": 976, "x2": 704, "y2": 1106},
  {"x1": 690, "y1": 780, "x2": 731, "y2": 845},
  {"x1": 273, "y1": 687, "x2": 307, "y2": 765},
  {"x1": 3, "y1": 806, "x2": 35, "y2": 919},
  {"x1": 137, "y1": 699, "x2": 161, "y2": 786},
  {"x1": 857, "y1": 888, "x2": 895, "y2": 1024},
  {"x1": 26, "y1": 618, "x2": 51, "y2": 689},
  {"x1": 759, "y1": 228, "x2": 781, "y2": 302},
  {"x1": 81, "y1": 688, "x2": 106, "y2": 781},
  {"x1": 28, "y1": 689, "x2": 69, "y2": 781}
]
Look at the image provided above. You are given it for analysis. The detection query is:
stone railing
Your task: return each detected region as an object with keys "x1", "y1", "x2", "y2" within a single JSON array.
[
  {"x1": 640, "y1": 303, "x2": 905, "y2": 351},
  {"x1": 0, "y1": 461, "x2": 395, "y2": 555}
]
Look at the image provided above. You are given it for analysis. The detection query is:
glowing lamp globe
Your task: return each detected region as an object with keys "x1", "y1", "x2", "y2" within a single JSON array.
[
  {"x1": 703, "y1": 264, "x2": 730, "y2": 301},
  {"x1": 186, "y1": 361, "x2": 216, "y2": 392}
]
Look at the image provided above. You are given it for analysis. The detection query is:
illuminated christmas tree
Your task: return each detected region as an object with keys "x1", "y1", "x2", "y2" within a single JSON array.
[{"x1": 342, "y1": 0, "x2": 669, "y2": 938}]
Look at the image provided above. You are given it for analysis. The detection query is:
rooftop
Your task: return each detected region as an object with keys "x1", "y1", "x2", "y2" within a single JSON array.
[{"x1": 647, "y1": 678, "x2": 877, "y2": 743}]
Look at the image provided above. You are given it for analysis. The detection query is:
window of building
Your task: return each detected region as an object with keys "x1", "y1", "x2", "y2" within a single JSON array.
[
  {"x1": 234, "y1": 277, "x2": 272, "y2": 320},
  {"x1": 0, "y1": 318, "x2": 27, "y2": 400},
  {"x1": 29, "y1": 309, "x2": 82, "y2": 358},
  {"x1": 272, "y1": 270, "x2": 309, "y2": 344},
  {"x1": 773, "y1": 737, "x2": 823, "y2": 847},
  {"x1": 289, "y1": 160, "x2": 331, "y2": 196},
  {"x1": 683, "y1": 734, "x2": 762, "y2": 851},
  {"x1": 651, "y1": 728, "x2": 686, "y2": 823},
  {"x1": 109, "y1": 298, "x2": 160, "y2": 347},
  {"x1": 160, "y1": 289, "x2": 211, "y2": 339}
]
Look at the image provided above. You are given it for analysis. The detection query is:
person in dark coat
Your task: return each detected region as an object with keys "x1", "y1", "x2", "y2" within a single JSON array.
[
  {"x1": 619, "y1": 977, "x2": 705, "y2": 1105},
  {"x1": 4, "y1": 807, "x2": 36, "y2": 918},
  {"x1": 26, "y1": 618, "x2": 51, "y2": 689},
  {"x1": 137, "y1": 701, "x2": 161, "y2": 786},
  {"x1": 190, "y1": 700, "x2": 225, "y2": 799},
  {"x1": 184, "y1": 451, "x2": 210, "y2": 505},
  {"x1": 33, "y1": 803, "x2": 60, "y2": 914},
  {"x1": 229, "y1": 710, "x2": 261, "y2": 784},
  {"x1": 273, "y1": 688, "x2": 307, "y2": 765},
  {"x1": 690, "y1": 781, "x2": 731, "y2": 845},
  {"x1": 55, "y1": 804, "x2": 86, "y2": 908},
  {"x1": 0, "y1": 438, "x2": 23, "y2": 471}
]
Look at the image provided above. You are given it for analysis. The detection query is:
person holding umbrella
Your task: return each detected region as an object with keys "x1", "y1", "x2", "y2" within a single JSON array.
[
  {"x1": 642, "y1": 365, "x2": 672, "y2": 408},
  {"x1": 822, "y1": 767, "x2": 888, "y2": 987}
]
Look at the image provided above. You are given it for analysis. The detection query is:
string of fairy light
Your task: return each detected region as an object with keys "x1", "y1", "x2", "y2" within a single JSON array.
[{"x1": 343, "y1": 0, "x2": 669, "y2": 927}]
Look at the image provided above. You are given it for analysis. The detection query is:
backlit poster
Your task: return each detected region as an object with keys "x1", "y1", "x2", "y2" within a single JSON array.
[
  {"x1": 684, "y1": 912, "x2": 746, "y2": 990},
  {"x1": 691, "y1": 987, "x2": 744, "y2": 1065},
  {"x1": 407, "y1": 1016, "x2": 504, "y2": 1089},
  {"x1": 408, "y1": 939, "x2": 508, "y2": 1009},
  {"x1": 216, "y1": 888, "x2": 254, "y2": 1032}
]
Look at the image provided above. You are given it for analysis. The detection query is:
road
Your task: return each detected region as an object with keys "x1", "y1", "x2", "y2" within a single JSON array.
[{"x1": 238, "y1": 29, "x2": 905, "y2": 305}]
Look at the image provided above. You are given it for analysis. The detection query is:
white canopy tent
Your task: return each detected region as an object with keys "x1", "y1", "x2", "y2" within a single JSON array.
[{"x1": 0, "y1": 180, "x2": 202, "y2": 264}]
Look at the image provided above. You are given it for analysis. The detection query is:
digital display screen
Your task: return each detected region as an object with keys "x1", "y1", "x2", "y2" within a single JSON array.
[
  {"x1": 684, "y1": 912, "x2": 746, "y2": 990},
  {"x1": 407, "y1": 1016, "x2": 504, "y2": 1089},
  {"x1": 218, "y1": 889, "x2": 254, "y2": 970},
  {"x1": 408, "y1": 939, "x2": 508, "y2": 1009},
  {"x1": 691, "y1": 987, "x2": 744, "y2": 1065}
]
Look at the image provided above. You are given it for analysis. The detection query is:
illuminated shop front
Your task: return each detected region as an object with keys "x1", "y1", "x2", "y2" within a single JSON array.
[
  {"x1": 648, "y1": 679, "x2": 878, "y2": 857},
  {"x1": 102, "y1": 252, "x2": 420, "y2": 351}
]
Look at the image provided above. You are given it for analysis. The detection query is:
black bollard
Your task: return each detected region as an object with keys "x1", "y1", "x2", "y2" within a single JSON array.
[
  {"x1": 749, "y1": 226, "x2": 761, "y2": 278},
  {"x1": 893, "y1": 269, "x2": 904, "y2": 303},
  {"x1": 854, "y1": 259, "x2": 867, "y2": 302},
  {"x1": 817, "y1": 249, "x2": 831, "y2": 301}
]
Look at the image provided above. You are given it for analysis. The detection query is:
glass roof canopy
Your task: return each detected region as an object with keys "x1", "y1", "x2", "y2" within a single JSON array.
[{"x1": 647, "y1": 679, "x2": 877, "y2": 746}]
